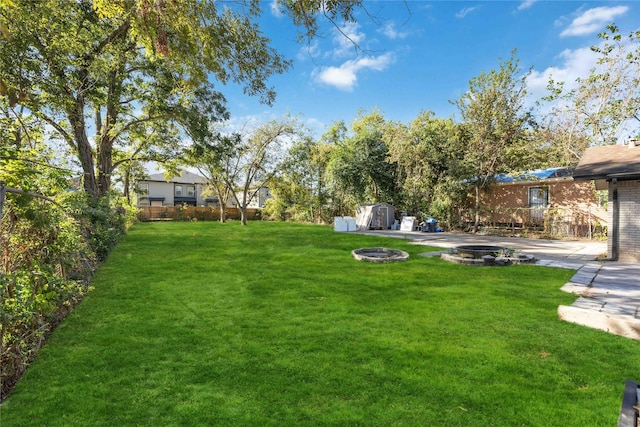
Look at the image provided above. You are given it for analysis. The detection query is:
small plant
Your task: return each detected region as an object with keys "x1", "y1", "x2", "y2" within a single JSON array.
[{"x1": 498, "y1": 247, "x2": 516, "y2": 258}]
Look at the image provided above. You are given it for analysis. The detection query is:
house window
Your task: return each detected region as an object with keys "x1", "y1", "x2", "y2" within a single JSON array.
[
  {"x1": 186, "y1": 185, "x2": 196, "y2": 197},
  {"x1": 529, "y1": 186, "x2": 550, "y2": 208},
  {"x1": 175, "y1": 185, "x2": 183, "y2": 196}
]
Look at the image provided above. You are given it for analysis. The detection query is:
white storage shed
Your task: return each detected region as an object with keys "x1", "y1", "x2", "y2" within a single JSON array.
[{"x1": 355, "y1": 203, "x2": 396, "y2": 230}]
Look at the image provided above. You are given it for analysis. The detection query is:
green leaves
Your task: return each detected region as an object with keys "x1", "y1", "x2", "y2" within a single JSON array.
[
  {"x1": 324, "y1": 110, "x2": 400, "y2": 208},
  {"x1": 544, "y1": 24, "x2": 640, "y2": 149},
  {"x1": 3, "y1": 0, "x2": 365, "y2": 198}
]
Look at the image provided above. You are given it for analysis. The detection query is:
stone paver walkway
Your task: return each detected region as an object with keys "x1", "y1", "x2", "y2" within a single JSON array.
[{"x1": 558, "y1": 263, "x2": 640, "y2": 340}]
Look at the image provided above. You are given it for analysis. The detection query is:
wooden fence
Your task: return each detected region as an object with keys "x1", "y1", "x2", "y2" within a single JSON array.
[
  {"x1": 456, "y1": 206, "x2": 607, "y2": 239},
  {"x1": 138, "y1": 206, "x2": 260, "y2": 222}
]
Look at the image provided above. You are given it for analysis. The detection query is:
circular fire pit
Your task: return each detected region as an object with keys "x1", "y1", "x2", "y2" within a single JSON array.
[
  {"x1": 455, "y1": 245, "x2": 504, "y2": 259},
  {"x1": 352, "y1": 247, "x2": 409, "y2": 263},
  {"x1": 440, "y1": 245, "x2": 536, "y2": 266}
]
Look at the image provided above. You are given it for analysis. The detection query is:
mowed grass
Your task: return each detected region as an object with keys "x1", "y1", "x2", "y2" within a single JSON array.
[{"x1": 2, "y1": 221, "x2": 639, "y2": 426}]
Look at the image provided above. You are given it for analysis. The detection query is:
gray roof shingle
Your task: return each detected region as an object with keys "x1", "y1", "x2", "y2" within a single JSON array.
[
  {"x1": 573, "y1": 144, "x2": 640, "y2": 181},
  {"x1": 145, "y1": 170, "x2": 207, "y2": 184}
]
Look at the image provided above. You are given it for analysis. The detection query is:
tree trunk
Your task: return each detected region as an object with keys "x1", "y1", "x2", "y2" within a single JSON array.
[
  {"x1": 240, "y1": 207, "x2": 247, "y2": 225},
  {"x1": 123, "y1": 166, "x2": 131, "y2": 204},
  {"x1": 219, "y1": 205, "x2": 226, "y2": 223},
  {"x1": 473, "y1": 184, "x2": 480, "y2": 233},
  {"x1": 97, "y1": 132, "x2": 113, "y2": 197},
  {"x1": 240, "y1": 188, "x2": 249, "y2": 226},
  {"x1": 212, "y1": 184, "x2": 227, "y2": 223},
  {"x1": 68, "y1": 102, "x2": 98, "y2": 197},
  {"x1": 97, "y1": 67, "x2": 123, "y2": 197}
]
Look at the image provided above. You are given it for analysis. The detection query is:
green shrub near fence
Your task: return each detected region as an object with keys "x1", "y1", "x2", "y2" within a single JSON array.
[{"x1": 0, "y1": 190, "x2": 137, "y2": 400}]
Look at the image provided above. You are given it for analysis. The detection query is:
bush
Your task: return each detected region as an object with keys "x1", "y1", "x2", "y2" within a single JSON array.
[
  {"x1": 0, "y1": 189, "x2": 136, "y2": 400},
  {"x1": 67, "y1": 192, "x2": 138, "y2": 261}
]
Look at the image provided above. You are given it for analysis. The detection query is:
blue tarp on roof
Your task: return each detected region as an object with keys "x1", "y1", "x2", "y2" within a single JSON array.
[{"x1": 495, "y1": 167, "x2": 574, "y2": 183}]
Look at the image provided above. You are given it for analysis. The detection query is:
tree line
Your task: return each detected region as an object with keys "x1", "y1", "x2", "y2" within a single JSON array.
[{"x1": 188, "y1": 34, "x2": 639, "y2": 231}]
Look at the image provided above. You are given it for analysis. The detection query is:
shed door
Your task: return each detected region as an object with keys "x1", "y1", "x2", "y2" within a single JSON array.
[{"x1": 378, "y1": 207, "x2": 388, "y2": 229}]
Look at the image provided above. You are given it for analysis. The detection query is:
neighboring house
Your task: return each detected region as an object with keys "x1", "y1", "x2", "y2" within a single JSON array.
[
  {"x1": 476, "y1": 167, "x2": 608, "y2": 236},
  {"x1": 137, "y1": 170, "x2": 208, "y2": 207},
  {"x1": 573, "y1": 139, "x2": 640, "y2": 262},
  {"x1": 233, "y1": 187, "x2": 272, "y2": 209}
]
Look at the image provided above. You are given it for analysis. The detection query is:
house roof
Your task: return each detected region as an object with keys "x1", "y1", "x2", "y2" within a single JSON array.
[
  {"x1": 144, "y1": 170, "x2": 207, "y2": 184},
  {"x1": 573, "y1": 143, "x2": 640, "y2": 181},
  {"x1": 495, "y1": 167, "x2": 574, "y2": 183}
]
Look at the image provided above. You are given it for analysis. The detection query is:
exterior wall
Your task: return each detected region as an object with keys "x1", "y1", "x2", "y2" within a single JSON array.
[
  {"x1": 137, "y1": 181, "x2": 207, "y2": 206},
  {"x1": 148, "y1": 181, "x2": 175, "y2": 205},
  {"x1": 195, "y1": 183, "x2": 207, "y2": 206},
  {"x1": 234, "y1": 187, "x2": 272, "y2": 209},
  {"x1": 609, "y1": 180, "x2": 640, "y2": 262},
  {"x1": 206, "y1": 198, "x2": 237, "y2": 208},
  {"x1": 480, "y1": 179, "x2": 607, "y2": 231}
]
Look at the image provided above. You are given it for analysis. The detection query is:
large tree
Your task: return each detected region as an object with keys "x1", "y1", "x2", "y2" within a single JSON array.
[
  {"x1": 231, "y1": 118, "x2": 300, "y2": 225},
  {"x1": 188, "y1": 116, "x2": 301, "y2": 225},
  {"x1": 453, "y1": 50, "x2": 534, "y2": 231},
  {"x1": 263, "y1": 130, "x2": 339, "y2": 223},
  {"x1": 384, "y1": 111, "x2": 466, "y2": 224},
  {"x1": 326, "y1": 110, "x2": 400, "y2": 209},
  {"x1": 186, "y1": 132, "x2": 242, "y2": 223},
  {"x1": 544, "y1": 24, "x2": 640, "y2": 150},
  {"x1": 0, "y1": 0, "x2": 364, "y2": 198}
]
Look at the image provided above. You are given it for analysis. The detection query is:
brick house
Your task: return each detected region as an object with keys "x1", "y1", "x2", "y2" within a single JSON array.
[
  {"x1": 574, "y1": 140, "x2": 640, "y2": 262},
  {"x1": 474, "y1": 167, "x2": 608, "y2": 237}
]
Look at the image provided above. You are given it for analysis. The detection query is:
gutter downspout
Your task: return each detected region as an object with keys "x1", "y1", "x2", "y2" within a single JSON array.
[{"x1": 611, "y1": 178, "x2": 619, "y2": 261}]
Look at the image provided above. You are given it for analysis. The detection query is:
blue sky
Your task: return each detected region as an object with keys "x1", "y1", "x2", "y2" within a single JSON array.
[{"x1": 221, "y1": 1, "x2": 638, "y2": 138}]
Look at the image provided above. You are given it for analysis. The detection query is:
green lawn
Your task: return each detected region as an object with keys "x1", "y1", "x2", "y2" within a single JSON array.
[{"x1": 2, "y1": 221, "x2": 639, "y2": 426}]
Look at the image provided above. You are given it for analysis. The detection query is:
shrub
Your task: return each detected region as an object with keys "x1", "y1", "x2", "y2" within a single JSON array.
[{"x1": 0, "y1": 188, "x2": 136, "y2": 400}]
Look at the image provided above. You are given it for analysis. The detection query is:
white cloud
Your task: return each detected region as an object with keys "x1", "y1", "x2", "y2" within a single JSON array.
[
  {"x1": 517, "y1": 0, "x2": 537, "y2": 11},
  {"x1": 270, "y1": 0, "x2": 284, "y2": 17},
  {"x1": 331, "y1": 22, "x2": 366, "y2": 58},
  {"x1": 379, "y1": 22, "x2": 408, "y2": 40},
  {"x1": 560, "y1": 6, "x2": 629, "y2": 37},
  {"x1": 528, "y1": 46, "x2": 597, "y2": 90},
  {"x1": 314, "y1": 53, "x2": 395, "y2": 91},
  {"x1": 221, "y1": 112, "x2": 280, "y2": 134},
  {"x1": 455, "y1": 7, "x2": 479, "y2": 19},
  {"x1": 302, "y1": 117, "x2": 327, "y2": 138},
  {"x1": 526, "y1": 46, "x2": 599, "y2": 112},
  {"x1": 297, "y1": 40, "x2": 321, "y2": 61}
]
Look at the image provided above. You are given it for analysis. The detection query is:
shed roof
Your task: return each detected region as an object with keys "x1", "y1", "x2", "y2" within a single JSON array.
[{"x1": 573, "y1": 144, "x2": 640, "y2": 181}]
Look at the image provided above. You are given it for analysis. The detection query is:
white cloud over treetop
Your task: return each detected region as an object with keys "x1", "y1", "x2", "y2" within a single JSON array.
[
  {"x1": 455, "y1": 7, "x2": 479, "y2": 19},
  {"x1": 527, "y1": 46, "x2": 597, "y2": 94},
  {"x1": 379, "y1": 22, "x2": 408, "y2": 40},
  {"x1": 314, "y1": 53, "x2": 395, "y2": 91},
  {"x1": 517, "y1": 1, "x2": 537, "y2": 12},
  {"x1": 560, "y1": 6, "x2": 629, "y2": 37},
  {"x1": 331, "y1": 22, "x2": 366, "y2": 58}
]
